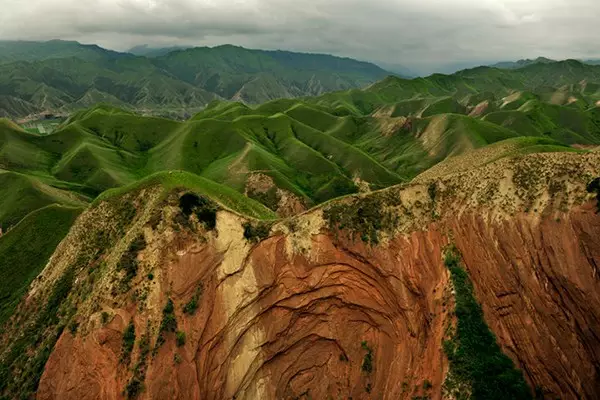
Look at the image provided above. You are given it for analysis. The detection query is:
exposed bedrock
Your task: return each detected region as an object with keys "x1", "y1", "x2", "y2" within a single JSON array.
[{"x1": 37, "y1": 202, "x2": 600, "y2": 399}]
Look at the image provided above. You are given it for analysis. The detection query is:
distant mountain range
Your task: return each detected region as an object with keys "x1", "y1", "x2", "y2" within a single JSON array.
[
  {"x1": 490, "y1": 57, "x2": 557, "y2": 69},
  {"x1": 0, "y1": 40, "x2": 394, "y2": 118},
  {"x1": 127, "y1": 44, "x2": 191, "y2": 58},
  {"x1": 491, "y1": 56, "x2": 600, "y2": 70}
]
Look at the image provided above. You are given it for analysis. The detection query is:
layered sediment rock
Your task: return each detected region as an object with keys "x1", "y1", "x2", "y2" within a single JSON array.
[{"x1": 3, "y1": 152, "x2": 600, "y2": 400}]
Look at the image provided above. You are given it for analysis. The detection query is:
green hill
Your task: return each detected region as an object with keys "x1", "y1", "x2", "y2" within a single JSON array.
[
  {"x1": 0, "y1": 42, "x2": 392, "y2": 118},
  {"x1": 0, "y1": 205, "x2": 82, "y2": 326},
  {"x1": 2, "y1": 46, "x2": 600, "y2": 400},
  {"x1": 4, "y1": 41, "x2": 600, "y2": 123},
  {"x1": 0, "y1": 40, "x2": 127, "y2": 64},
  {"x1": 1, "y1": 58, "x2": 599, "y2": 262}
]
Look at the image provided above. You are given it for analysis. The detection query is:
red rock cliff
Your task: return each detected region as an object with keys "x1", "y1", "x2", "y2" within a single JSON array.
[{"x1": 20, "y1": 152, "x2": 600, "y2": 399}]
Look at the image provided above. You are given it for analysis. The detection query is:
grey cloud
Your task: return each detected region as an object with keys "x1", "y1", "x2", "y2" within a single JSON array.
[{"x1": 0, "y1": 0, "x2": 599, "y2": 75}]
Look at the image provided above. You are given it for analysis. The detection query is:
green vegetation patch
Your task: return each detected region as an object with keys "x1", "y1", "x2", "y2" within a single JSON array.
[
  {"x1": 0, "y1": 194, "x2": 141, "y2": 399},
  {"x1": 323, "y1": 191, "x2": 402, "y2": 244},
  {"x1": 243, "y1": 221, "x2": 273, "y2": 243},
  {"x1": 96, "y1": 171, "x2": 276, "y2": 220},
  {"x1": 121, "y1": 320, "x2": 136, "y2": 364},
  {"x1": 0, "y1": 267, "x2": 75, "y2": 398},
  {"x1": 176, "y1": 331, "x2": 186, "y2": 347},
  {"x1": 586, "y1": 177, "x2": 600, "y2": 212},
  {"x1": 117, "y1": 234, "x2": 146, "y2": 292},
  {"x1": 125, "y1": 332, "x2": 150, "y2": 399},
  {"x1": 442, "y1": 245, "x2": 531, "y2": 400},
  {"x1": 178, "y1": 192, "x2": 218, "y2": 230},
  {"x1": 0, "y1": 205, "x2": 82, "y2": 326},
  {"x1": 183, "y1": 283, "x2": 204, "y2": 315},
  {"x1": 155, "y1": 298, "x2": 177, "y2": 351},
  {"x1": 361, "y1": 341, "x2": 374, "y2": 373},
  {"x1": 247, "y1": 186, "x2": 280, "y2": 211}
]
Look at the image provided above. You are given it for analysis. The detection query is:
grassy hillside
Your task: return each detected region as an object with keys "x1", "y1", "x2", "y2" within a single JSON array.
[
  {"x1": 153, "y1": 45, "x2": 390, "y2": 100},
  {"x1": 4, "y1": 56, "x2": 600, "y2": 222},
  {"x1": 4, "y1": 41, "x2": 600, "y2": 122},
  {"x1": 2, "y1": 89, "x2": 593, "y2": 229},
  {"x1": 0, "y1": 43, "x2": 392, "y2": 118},
  {"x1": 0, "y1": 171, "x2": 86, "y2": 227},
  {"x1": 0, "y1": 205, "x2": 82, "y2": 326},
  {"x1": 96, "y1": 171, "x2": 276, "y2": 220}
]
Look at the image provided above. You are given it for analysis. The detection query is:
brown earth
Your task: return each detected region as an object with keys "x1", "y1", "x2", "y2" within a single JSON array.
[
  {"x1": 452, "y1": 205, "x2": 600, "y2": 399},
  {"x1": 245, "y1": 172, "x2": 306, "y2": 217},
  {"x1": 37, "y1": 214, "x2": 453, "y2": 400},
  {"x1": 36, "y1": 201, "x2": 600, "y2": 400},
  {"x1": 2, "y1": 152, "x2": 599, "y2": 400}
]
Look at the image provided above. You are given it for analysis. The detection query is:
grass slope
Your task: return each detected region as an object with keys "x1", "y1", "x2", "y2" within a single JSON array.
[
  {"x1": 4, "y1": 89, "x2": 591, "y2": 223},
  {"x1": 96, "y1": 171, "x2": 276, "y2": 220},
  {"x1": 0, "y1": 205, "x2": 82, "y2": 326},
  {"x1": 0, "y1": 171, "x2": 86, "y2": 227}
]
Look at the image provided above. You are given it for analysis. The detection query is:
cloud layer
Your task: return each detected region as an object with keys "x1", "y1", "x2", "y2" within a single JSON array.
[{"x1": 0, "y1": 0, "x2": 598, "y2": 74}]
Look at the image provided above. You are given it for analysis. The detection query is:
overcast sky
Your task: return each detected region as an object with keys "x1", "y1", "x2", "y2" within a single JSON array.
[{"x1": 0, "y1": 0, "x2": 598, "y2": 75}]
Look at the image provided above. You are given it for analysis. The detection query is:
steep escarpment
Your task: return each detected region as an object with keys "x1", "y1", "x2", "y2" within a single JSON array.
[
  {"x1": 30, "y1": 194, "x2": 453, "y2": 400},
  {"x1": 1, "y1": 152, "x2": 599, "y2": 400},
  {"x1": 450, "y1": 202, "x2": 600, "y2": 399}
]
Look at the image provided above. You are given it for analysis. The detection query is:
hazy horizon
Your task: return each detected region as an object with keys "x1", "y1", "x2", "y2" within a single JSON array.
[{"x1": 1, "y1": 0, "x2": 599, "y2": 75}]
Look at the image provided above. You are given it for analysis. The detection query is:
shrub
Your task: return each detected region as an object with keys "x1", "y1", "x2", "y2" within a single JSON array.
[
  {"x1": 178, "y1": 193, "x2": 218, "y2": 230},
  {"x1": 121, "y1": 320, "x2": 136, "y2": 364},
  {"x1": 101, "y1": 311, "x2": 109, "y2": 324},
  {"x1": 124, "y1": 334, "x2": 150, "y2": 400},
  {"x1": 587, "y1": 177, "x2": 600, "y2": 213},
  {"x1": 125, "y1": 378, "x2": 142, "y2": 399},
  {"x1": 68, "y1": 320, "x2": 79, "y2": 334},
  {"x1": 117, "y1": 234, "x2": 146, "y2": 291},
  {"x1": 361, "y1": 341, "x2": 373, "y2": 373},
  {"x1": 243, "y1": 221, "x2": 272, "y2": 243},
  {"x1": 324, "y1": 193, "x2": 401, "y2": 245},
  {"x1": 183, "y1": 284, "x2": 203, "y2": 315},
  {"x1": 155, "y1": 298, "x2": 177, "y2": 351},
  {"x1": 176, "y1": 331, "x2": 186, "y2": 347},
  {"x1": 247, "y1": 186, "x2": 280, "y2": 211},
  {"x1": 428, "y1": 182, "x2": 437, "y2": 202}
]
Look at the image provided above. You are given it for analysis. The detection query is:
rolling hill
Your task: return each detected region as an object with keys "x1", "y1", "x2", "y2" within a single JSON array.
[
  {"x1": 0, "y1": 41, "x2": 392, "y2": 118},
  {"x1": 2, "y1": 61, "x2": 599, "y2": 234}
]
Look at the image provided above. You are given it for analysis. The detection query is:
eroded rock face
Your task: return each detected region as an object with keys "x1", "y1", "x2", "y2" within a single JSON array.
[
  {"x1": 452, "y1": 204, "x2": 600, "y2": 399},
  {"x1": 27, "y1": 152, "x2": 600, "y2": 400},
  {"x1": 36, "y1": 203, "x2": 600, "y2": 400},
  {"x1": 38, "y1": 212, "x2": 453, "y2": 400}
]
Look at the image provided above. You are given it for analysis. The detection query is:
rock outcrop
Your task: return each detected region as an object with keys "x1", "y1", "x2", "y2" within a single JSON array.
[{"x1": 1, "y1": 152, "x2": 599, "y2": 400}]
